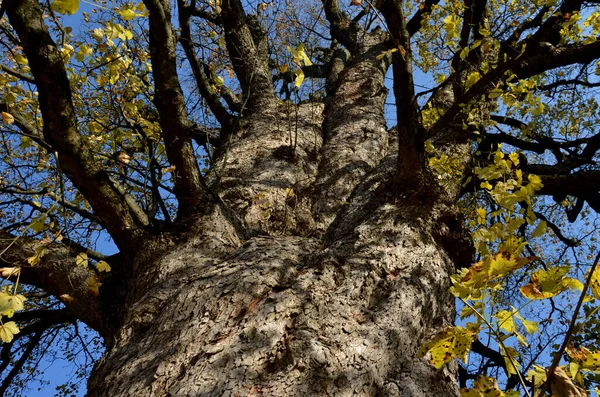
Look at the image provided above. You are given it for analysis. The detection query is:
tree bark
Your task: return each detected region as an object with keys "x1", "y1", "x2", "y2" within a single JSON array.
[{"x1": 85, "y1": 103, "x2": 466, "y2": 396}]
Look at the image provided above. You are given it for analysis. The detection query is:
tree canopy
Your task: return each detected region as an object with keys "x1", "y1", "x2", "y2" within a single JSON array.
[{"x1": 0, "y1": 0, "x2": 600, "y2": 395}]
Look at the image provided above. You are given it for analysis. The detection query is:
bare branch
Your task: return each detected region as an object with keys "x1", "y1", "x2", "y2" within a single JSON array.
[{"x1": 178, "y1": 0, "x2": 235, "y2": 128}]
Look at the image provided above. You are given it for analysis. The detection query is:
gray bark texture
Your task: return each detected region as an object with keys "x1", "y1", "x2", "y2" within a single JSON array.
[
  {"x1": 86, "y1": 103, "x2": 465, "y2": 397},
  {"x1": 4, "y1": 0, "x2": 600, "y2": 394},
  {"x1": 2, "y1": 1, "x2": 484, "y2": 395}
]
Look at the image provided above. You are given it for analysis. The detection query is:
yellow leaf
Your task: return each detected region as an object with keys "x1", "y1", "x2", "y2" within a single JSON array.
[
  {"x1": 527, "y1": 365, "x2": 547, "y2": 388},
  {"x1": 376, "y1": 47, "x2": 398, "y2": 61},
  {"x1": 531, "y1": 220, "x2": 547, "y2": 238},
  {"x1": 119, "y1": 9, "x2": 142, "y2": 20},
  {"x1": 495, "y1": 310, "x2": 516, "y2": 333},
  {"x1": 96, "y1": 260, "x2": 111, "y2": 273},
  {"x1": 526, "y1": 174, "x2": 543, "y2": 192},
  {"x1": 500, "y1": 345, "x2": 520, "y2": 376},
  {"x1": 582, "y1": 351, "x2": 600, "y2": 369},
  {"x1": 569, "y1": 362, "x2": 580, "y2": 379},
  {"x1": 75, "y1": 45, "x2": 93, "y2": 62},
  {"x1": 0, "y1": 321, "x2": 20, "y2": 343},
  {"x1": 294, "y1": 69, "x2": 305, "y2": 88},
  {"x1": 589, "y1": 265, "x2": 600, "y2": 299},
  {"x1": 480, "y1": 181, "x2": 493, "y2": 190},
  {"x1": 13, "y1": 54, "x2": 28, "y2": 65},
  {"x1": 1, "y1": 112, "x2": 15, "y2": 125},
  {"x1": 521, "y1": 319, "x2": 539, "y2": 334},
  {"x1": 0, "y1": 268, "x2": 20, "y2": 279},
  {"x1": 465, "y1": 72, "x2": 481, "y2": 90},
  {"x1": 52, "y1": 0, "x2": 79, "y2": 15},
  {"x1": 417, "y1": 326, "x2": 477, "y2": 368},
  {"x1": 89, "y1": 121, "x2": 103, "y2": 134},
  {"x1": 92, "y1": 28, "x2": 104, "y2": 43},
  {"x1": 76, "y1": 252, "x2": 88, "y2": 268},
  {"x1": 0, "y1": 293, "x2": 26, "y2": 318},
  {"x1": 476, "y1": 208, "x2": 486, "y2": 225},
  {"x1": 520, "y1": 266, "x2": 570, "y2": 300},
  {"x1": 29, "y1": 215, "x2": 47, "y2": 233},
  {"x1": 287, "y1": 44, "x2": 312, "y2": 66},
  {"x1": 87, "y1": 276, "x2": 102, "y2": 296},
  {"x1": 529, "y1": 102, "x2": 545, "y2": 116},
  {"x1": 488, "y1": 88, "x2": 504, "y2": 99}
]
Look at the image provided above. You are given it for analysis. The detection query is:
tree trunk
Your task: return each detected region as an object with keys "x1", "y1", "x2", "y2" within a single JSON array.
[{"x1": 86, "y1": 103, "x2": 465, "y2": 396}]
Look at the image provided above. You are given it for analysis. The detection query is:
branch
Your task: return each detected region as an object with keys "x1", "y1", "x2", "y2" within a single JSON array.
[
  {"x1": 320, "y1": 0, "x2": 359, "y2": 51},
  {"x1": 538, "y1": 78, "x2": 600, "y2": 91},
  {"x1": 0, "y1": 231, "x2": 105, "y2": 334},
  {"x1": 428, "y1": 38, "x2": 600, "y2": 139},
  {"x1": 538, "y1": 250, "x2": 600, "y2": 397},
  {"x1": 178, "y1": 1, "x2": 235, "y2": 128},
  {"x1": 407, "y1": 0, "x2": 440, "y2": 36},
  {"x1": 273, "y1": 63, "x2": 329, "y2": 84},
  {"x1": 4, "y1": 0, "x2": 150, "y2": 250},
  {"x1": 0, "y1": 63, "x2": 35, "y2": 83},
  {"x1": 471, "y1": 339, "x2": 530, "y2": 390},
  {"x1": 0, "y1": 330, "x2": 43, "y2": 395},
  {"x1": 0, "y1": 104, "x2": 51, "y2": 152},
  {"x1": 143, "y1": 0, "x2": 211, "y2": 216},
  {"x1": 378, "y1": 0, "x2": 424, "y2": 184},
  {"x1": 219, "y1": 0, "x2": 276, "y2": 112},
  {"x1": 532, "y1": 170, "x2": 600, "y2": 198}
]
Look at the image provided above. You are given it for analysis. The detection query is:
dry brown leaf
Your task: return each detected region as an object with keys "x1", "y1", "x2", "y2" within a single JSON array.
[{"x1": 550, "y1": 367, "x2": 588, "y2": 397}]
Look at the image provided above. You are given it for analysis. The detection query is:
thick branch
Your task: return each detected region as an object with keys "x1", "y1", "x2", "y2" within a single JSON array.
[
  {"x1": 320, "y1": 0, "x2": 358, "y2": 50},
  {"x1": 407, "y1": 0, "x2": 440, "y2": 36},
  {"x1": 533, "y1": 170, "x2": 600, "y2": 198},
  {"x1": 143, "y1": 0, "x2": 211, "y2": 216},
  {"x1": 220, "y1": 0, "x2": 275, "y2": 112},
  {"x1": 5, "y1": 0, "x2": 149, "y2": 249},
  {"x1": 0, "y1": 231, "x2": 105, "y2": 334},
  {"x1": 379, "y1": 0, "x2": 424, "y2": 184}
]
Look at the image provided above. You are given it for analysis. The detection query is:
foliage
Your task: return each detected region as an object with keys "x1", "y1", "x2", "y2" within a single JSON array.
[{"x1": 0, "y1": 0, "x2": 599, "y2": 395}]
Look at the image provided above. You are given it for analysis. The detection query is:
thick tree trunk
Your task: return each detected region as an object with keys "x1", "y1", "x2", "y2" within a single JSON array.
[
  {"x1": 86, "y1": 104, "x2": 465, "y2": 396},
  {"x1": 88, "y1": 215, "x2": 459, "y2": 396}
]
